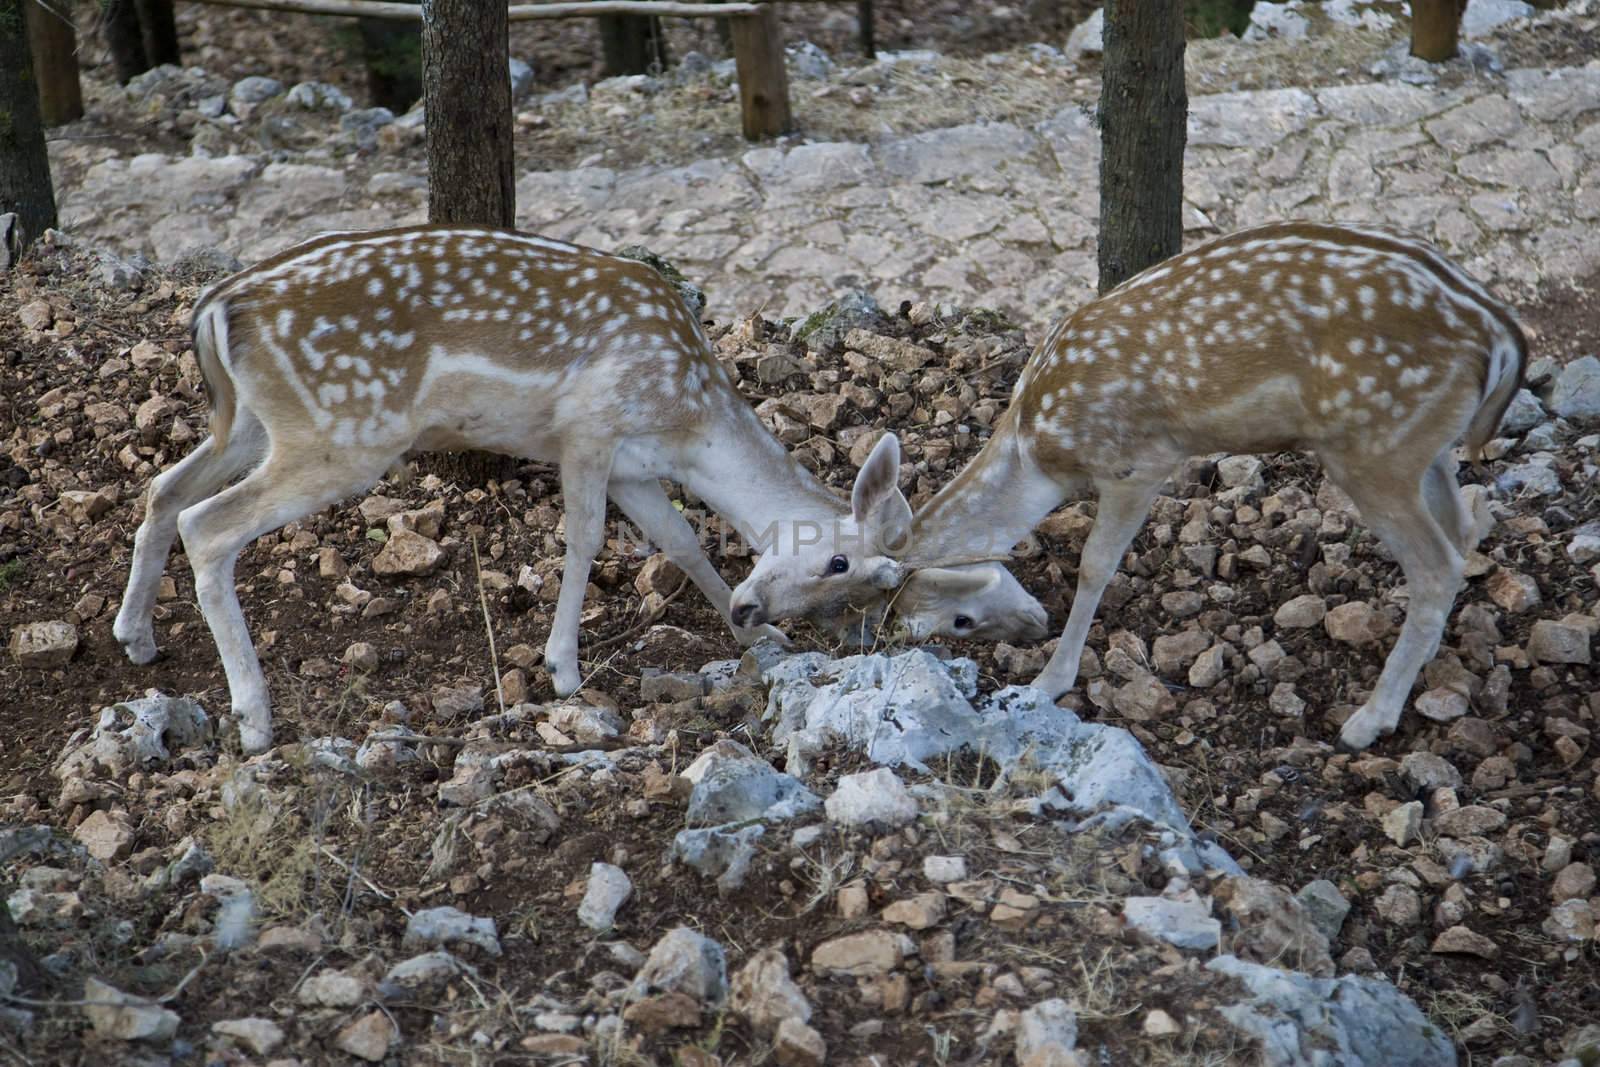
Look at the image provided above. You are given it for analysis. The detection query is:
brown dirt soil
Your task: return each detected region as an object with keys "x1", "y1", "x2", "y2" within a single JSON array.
[{"x1": 3, "y1": 237, "x2": 1598, "y2": 1064}]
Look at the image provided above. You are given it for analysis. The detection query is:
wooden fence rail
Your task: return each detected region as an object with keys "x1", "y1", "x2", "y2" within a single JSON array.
[{"x1": 185, "y1": 0, "x2": 793, "y2": 138}]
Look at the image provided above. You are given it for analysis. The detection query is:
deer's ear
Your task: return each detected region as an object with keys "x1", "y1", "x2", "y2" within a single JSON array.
[
  {"x1": 851, "y1": 433, "x2": 911, "y2": 553},
  {"x1": 901, "y1": 566, "x2": 1000, "y2": 601}
]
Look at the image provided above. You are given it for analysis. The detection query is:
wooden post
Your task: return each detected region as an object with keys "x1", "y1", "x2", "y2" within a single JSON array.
[
  {"x1": 730, "y1": 4, "x2": 790, "y2": 140},
  {"x1": 23, "y1": 0, "x2": 84, "y2": 125},
  {"x1": 1410, "y1": 0, "x2": 1464, "y2": 61},
  {"x1": 857, "y1": 0, "x2": 874, "y2": 57}
]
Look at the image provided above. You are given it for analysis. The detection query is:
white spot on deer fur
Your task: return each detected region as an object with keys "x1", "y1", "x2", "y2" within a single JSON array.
[
  {"x1": 1399, "y1": 366, "x2": 1432, "y2": 387},
  {"x1": 275, "y1": 309, "x2": 295, "y2": 338}
]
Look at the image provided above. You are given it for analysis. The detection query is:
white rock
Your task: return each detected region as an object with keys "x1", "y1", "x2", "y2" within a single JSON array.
[
  {"x1": 1383, "y1": 801, "x2": 1424, "y2": 847},
  {"x1": 923, "y1": 855, "x2": 967, "y2": 883},
  {"x1": 1123, "y1": 894, "x2": 1221, "y2": 951},
  {"x1": 73, "y1": 810, "x2": 134, "y2": 862},
  {"x1": 1064, "y1": 8, "x2": 1103, "y2": 60},
  {"x1": 1217, "y1": 455, "x2": 1266, "y2": 490},
  {"x1": 299, "y1": 969, "x2": 366, "y2": 1007},
  {"x1": 636, "y1": 926, "x2": 728, "y2": 1006},
  {"x1": 82, "y1": 977, "x2": 180, "y2": 1041},
  {"x1": 1462, "y1": 0, "x2": 1534, "y2": 36},
  {"x1": 335, "y1": 1010, "x2": 395, "y2": 1061},
  {"x1": 824, "y1": 767, "x2": 918, "y2": 828},
  {"x1": 9, "y1": 621, "x2": 78, "y2": 667},
  {"x1": 1274, "y1": 594, "x2": 1327, "y2": 629},
  {"x1": 578, "y1": 862, "x2": 633, "y2": 932},
  {"x1": 212, "y1": 1017, "x2": 285, "y2": 1055},
  {"x1": 731, "y1": 946, "x2": 812, "y2": 1035},
  {"x1": 1017, "y1": 997, "x2": 1079, "y2": 1062},
  {"x1": 403, "y1": 906, "x2": 501, "y2": 956},
  {"x1": 774, "y1": 1016, "x2": 827, "y2": 1066}
]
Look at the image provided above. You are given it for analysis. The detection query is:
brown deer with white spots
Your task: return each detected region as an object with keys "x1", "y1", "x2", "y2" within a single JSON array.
[
  {"x1": 731, "y1": 221, "x2": 1528, "y2": 751},
  {"x1": 114, "y1": 225, "x2": 1032, "y2": 753}
]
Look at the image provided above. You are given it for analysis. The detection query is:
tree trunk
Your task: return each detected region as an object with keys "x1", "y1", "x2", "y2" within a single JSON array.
[
  {"x1": 24, "y1": 0, "x2": 84, "y2": 125},
  {"x1": 599, "y1": 13, "x2": 668, "y2": 75},
  {"x1": 857, "y1": 0, "x2": 875, "y2": 56},
  {"x1": 101, "y1": 0, "x2": 150, "y2": 84},
  {"x1": 1, "y1": 0, "x2": 60, "y2": 251},
  {"x1": 359, "y1": 4, "x2": 423, "y2": 111},
  {"x1": 1096, "y1": 0, "x2": 1187, "y2": 294},
  {"x1": 420, "y1": 0, "x2": 518, "y2": 486},
  {"x1": 422, "y1": 0, "x2": 514, "y2": 227},
  {"x1": 135, "y1": 0, "x2": 180, "y2": 67},
  {"x1": 1411, "y1": 0, "x2": 1466, "y2": 61}
]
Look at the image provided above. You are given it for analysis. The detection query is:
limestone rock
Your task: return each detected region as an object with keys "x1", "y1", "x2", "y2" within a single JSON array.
[
  {"x1": 82, "y1": 978, "x2": 179, "y2": 1041},
  {"x1": 402, "y1": 906, "x2": 501, "y2": 956},
  {"x1": 9, "y1": 621, "x2": 78, "y2": 667},
  {"x1": 824, "y1": 767, "x2": 918, "y2": 828},
  {"x1": 74, "y1": 810, "x2": 134, "y2": 862},
  {"x1": 1324, "y1": 602, "x2": 1383, "y2": 645},
  {"x1": 335, "y1": 1010, "x2": 396, "y2": 1061},
  {"x1": 577, "y1": 862, "x2": 632, "y2": 932},
  {"x1": 811, "y1": 929, "x2": 910, "y2": 977},
  {"x1": 636, "y1": 927, "x2": 728, "y2": 1006},
  {"x1": 372, "y1": 528, "x2": 445, "y2": 577},
  {"x1": 774, "y1": 1016, "x2": 827, "y2": 1067},
  {"x1": 212, "y1": 1017, "x2": 285, "y2": 1055},
  {"x1": 731, "y1": 945, "x2": 811, "y2": 1036}
]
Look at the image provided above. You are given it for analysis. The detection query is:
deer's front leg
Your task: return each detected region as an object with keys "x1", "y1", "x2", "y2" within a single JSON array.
[
  {"x1": 547, "y1": 452, "x2": 614, "y2": 698},
  {"x1": 1032, "y1": 476, "x2": 1163, "y2": 700}
]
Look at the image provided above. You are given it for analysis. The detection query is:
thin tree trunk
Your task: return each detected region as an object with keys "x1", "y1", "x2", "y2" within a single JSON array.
[
  {"x1": 101, "y1": 0, "x2": 150, "y2": 83},
  {"x1": 24, "y1": 0, "x2": 84, "y2": 125},
  {"x1": 598, "y1": 13, "x2": 668, "y2": 74},
  {"x1": 422, "y1": 0, "x2": 514, "y2": 226},
  {"x1": 420, "y1": 0, "x2": 518, "y2": 485},
  {"x1": 1, "y1": 0, "x2": 61, "y2": 250},
  {"x1": 358, "y1": 14, "x2": 423, "y2": 110},
  {"x1": 1411, "y1": 0, "x2": 1466, "y2": 61},
  {"x1": 1096, "y1": 0, "x2": 1187, "y2": 294},
  {"x1": 857, "y1": 0, "x2": 874, "y2": 56},
  {"x1": 135, "y1": 0, "x2": 180, "y2": 66}
]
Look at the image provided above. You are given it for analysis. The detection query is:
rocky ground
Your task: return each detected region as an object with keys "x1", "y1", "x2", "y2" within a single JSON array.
[
  {"x1": 4, "y1": 1, "x2": 1600, "y2": 1065},
  {"x1": 3, "y1": 230, "x2": 1599, "y2": 1064}
]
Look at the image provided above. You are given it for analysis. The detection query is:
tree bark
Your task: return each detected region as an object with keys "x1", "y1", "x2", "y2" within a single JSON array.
[
  {"x1": 1096, "y1": 0, "x2": 1187, "y2": 294},
  {"x1": 857, "y1": 0, "x2": 875, "y2": 56},
  {"x1": 1411, "y1": 0, "x2": 1466, "y2": 61},
  {"x1": 135, "y1": 0, "x2": 180, "y2": 66},
  {"x1": 101, "y1": 0, "x2": 150, "y2": 83},
  {"x1": 24, "y1": 0, "x2": 84, "y2": 125},
  {"x1": 358, "y1": 13, "x2": 423, "y2": 111},
  {"x1": 422, "y1": 0, "x2": 514, "y2": 226},
  {"x1": 598, "y1": 13, "x2": 668, "y2": 74},
  {"x1": 420, "y1": 0, "x2": 518, "y2": 485},
  {"x1": 1, "y1": 0, "x2": 60, "y2": 250}
]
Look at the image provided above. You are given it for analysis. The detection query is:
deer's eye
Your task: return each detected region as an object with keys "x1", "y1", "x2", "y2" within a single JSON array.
[
  {"x1": 828, "y1": 555, "x2": 850, "y2": 574},
  {"x1": 953, "y1": 614, "x2": 974, "y2": 630}
]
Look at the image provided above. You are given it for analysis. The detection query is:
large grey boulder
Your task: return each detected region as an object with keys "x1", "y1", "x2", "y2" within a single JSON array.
[{"x1": 1208, "y1": 955, "x2": 1456, "y2": 1066}]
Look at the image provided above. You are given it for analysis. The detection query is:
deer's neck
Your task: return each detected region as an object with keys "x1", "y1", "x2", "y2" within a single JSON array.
[
  {"x1": 682, "y1": 401, "x2": 845, "y2": 542},
  {"x1": 909, "y1": 414, "x2": 1065, "y2": 564}
]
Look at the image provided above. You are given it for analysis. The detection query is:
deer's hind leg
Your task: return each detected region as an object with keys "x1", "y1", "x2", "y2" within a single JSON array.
[
  {"x1": 176, "y1": 448, "x2": 389, "y2": 754},
  {"x1": 115, "y1": 414, "x2": 266, "y2": 664},
  {"x1": 1332, "y1": 460, "x2": 1466, "y2": 751}
]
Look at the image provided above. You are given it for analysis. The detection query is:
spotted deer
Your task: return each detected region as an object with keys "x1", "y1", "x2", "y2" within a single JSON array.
[
  {"x1": 115, "y1": 225, "x2": 1012, "y2": 753},
  {"x1": 731, "y1": 222, "x2": 1528, "y2": 751}
]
